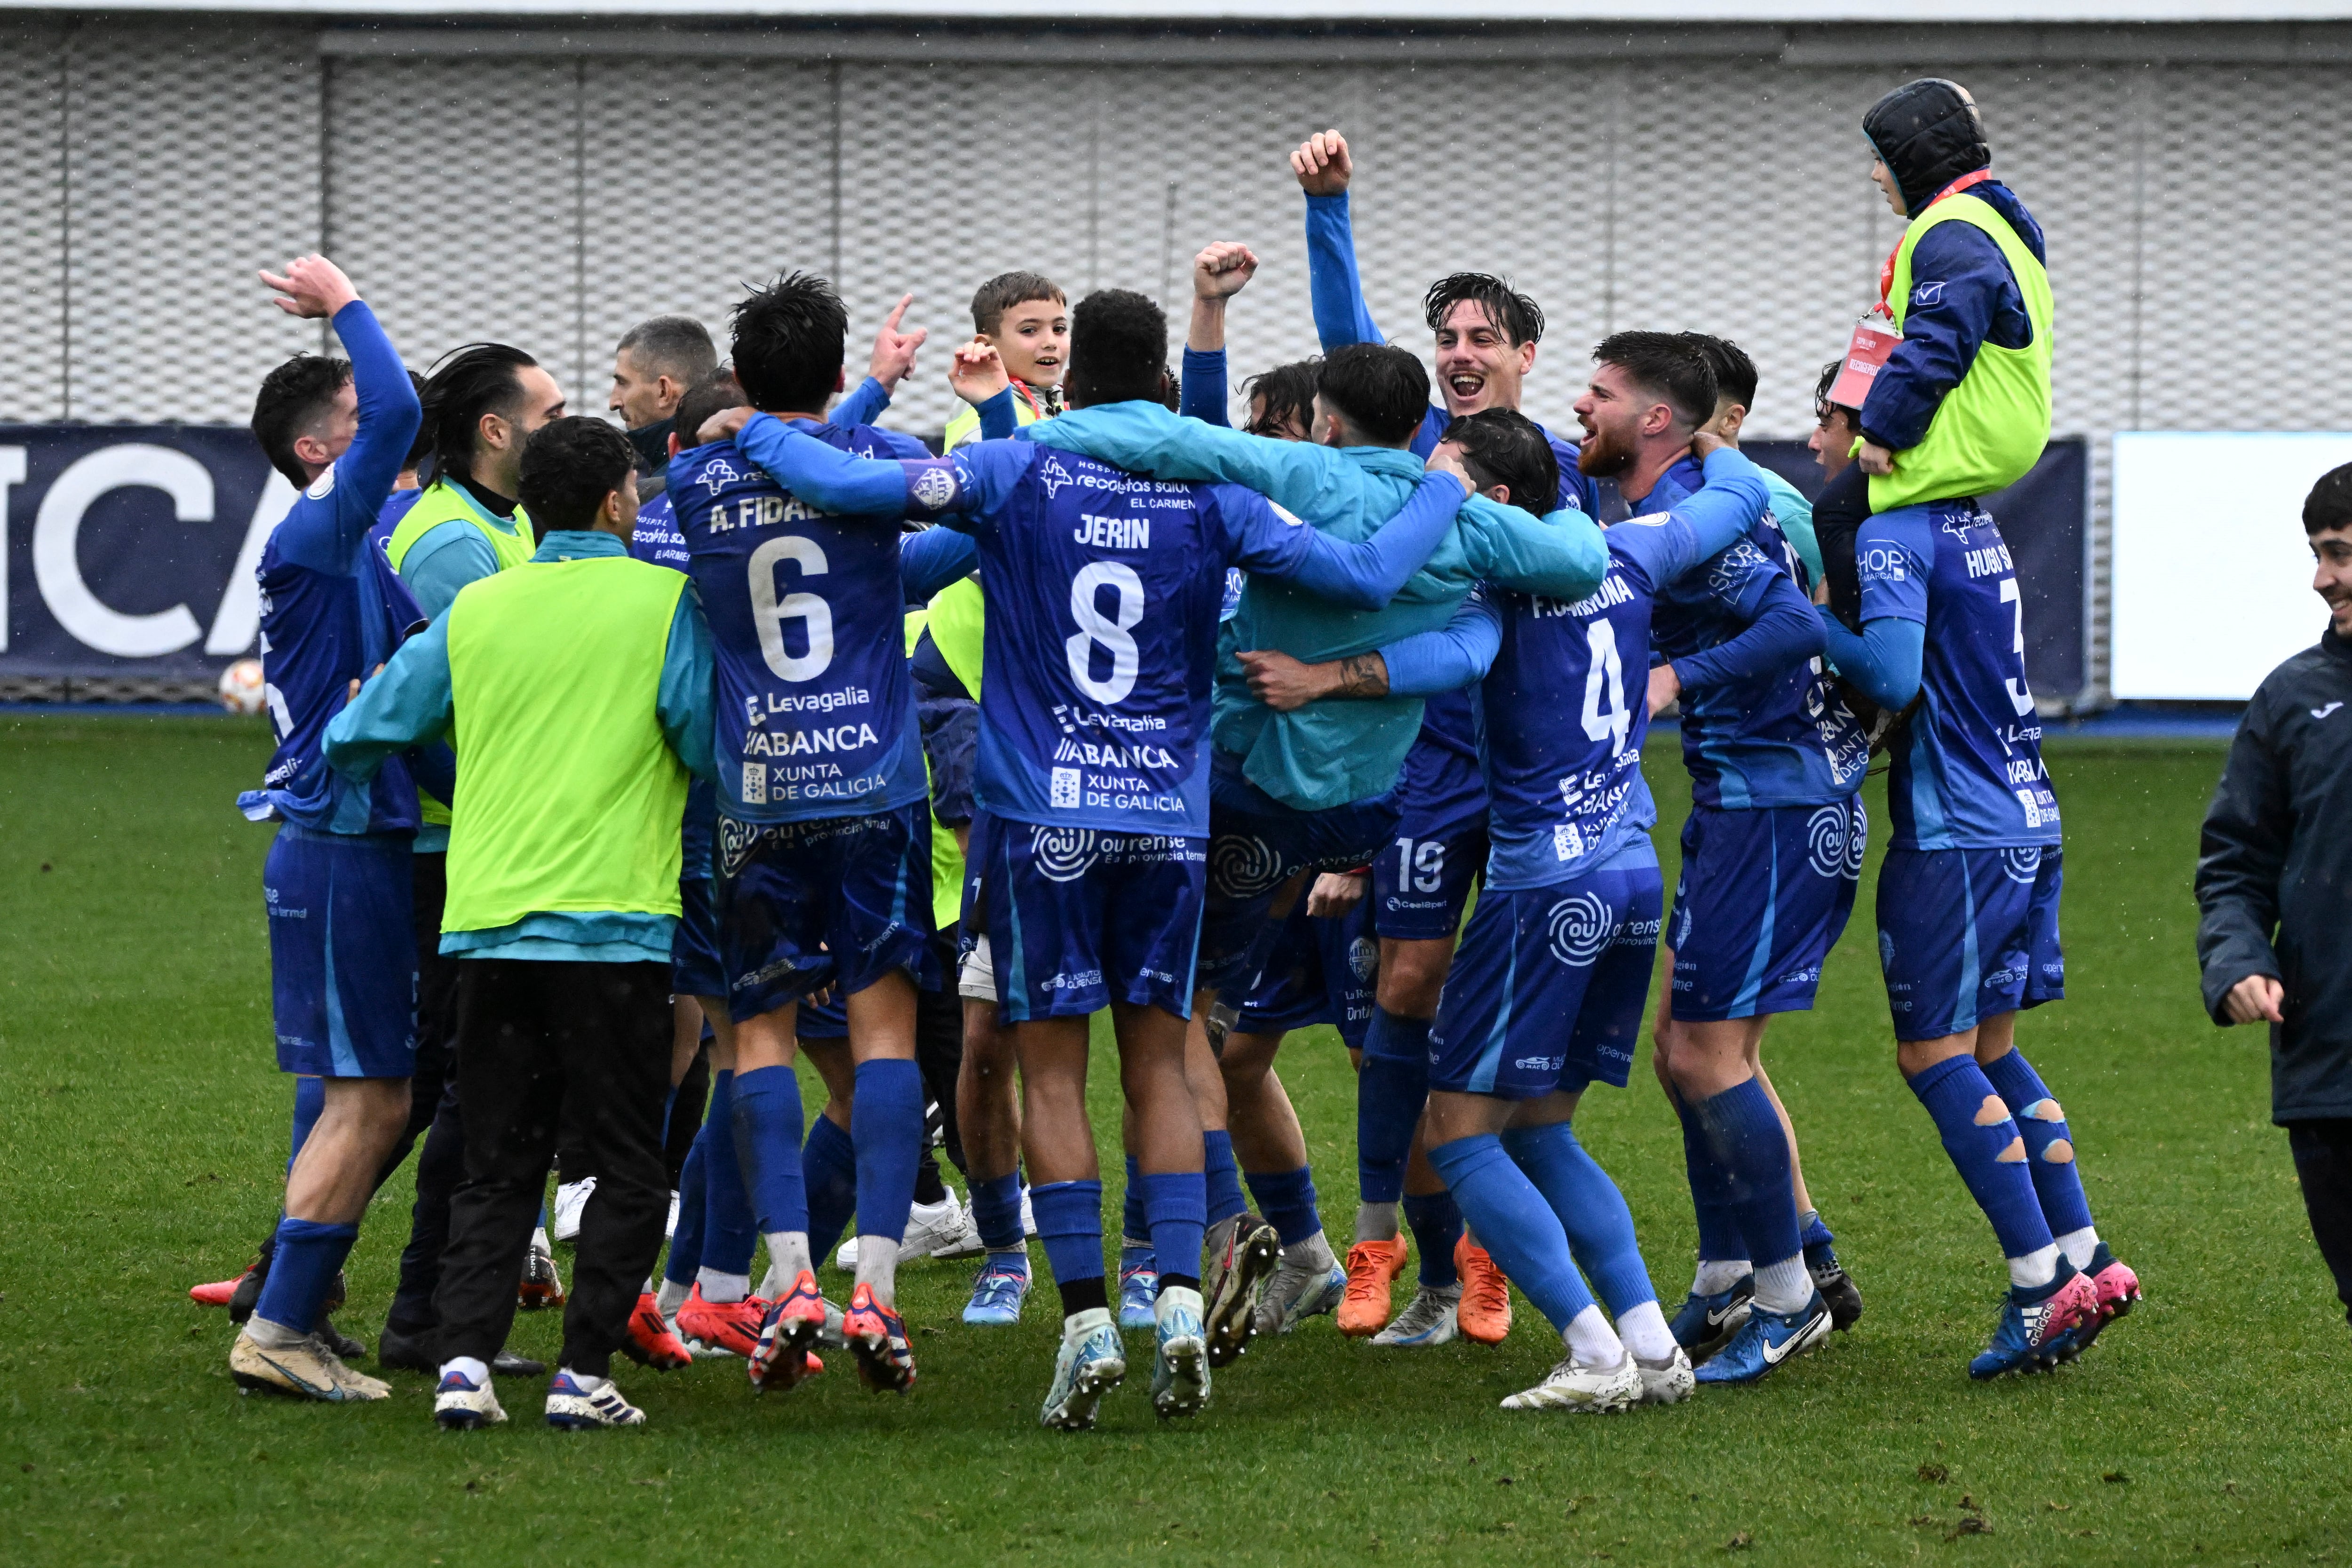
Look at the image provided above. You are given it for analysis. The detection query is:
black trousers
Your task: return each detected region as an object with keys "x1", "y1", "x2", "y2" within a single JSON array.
[
  {"x1": 385, "y1": 852, "x2": 466, "y2": 1337},
  {"x1": 434, "y1": 958, "x2": 672, "y2": 1377},
  {"x1": 2289, "y1": 1120, "x2": 2352, "y2": 1329}
]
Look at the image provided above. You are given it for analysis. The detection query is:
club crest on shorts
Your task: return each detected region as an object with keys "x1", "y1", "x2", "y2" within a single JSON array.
[
  {"x1": 1349, "y1": 937, "x2": 1379, "y2": 983},
  {"x1": 1210, "y1": 834, "x2": 1286, "y2": 897},
  {"x1": 1030, "y1": 824, "x2": 1099, "y2": 883},
  {"x1": 2001, "y1": 845, "x2": 2042, "y2": 883},
  {"x1": 1807, "y1": 802, "x2": 1869, "y2": 880},
  {"x1": 1546, "y1": 891, "x2": 1613, "y2": 967}
]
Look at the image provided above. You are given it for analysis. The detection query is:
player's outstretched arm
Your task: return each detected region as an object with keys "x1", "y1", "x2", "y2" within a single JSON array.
[
  {"x1": 322, "y1": 621, "x2": 455, "y2": 781},
  {"x1": 1812, "y1": 502, "x2": 1927, "y2": 708},
  {"x1": 1292, "y1": 129, "x2": 1383, "y2": 350},
  {"x1": 1666, "y1": 570, "x2": 1826, "y2": 698},
  {"x1": 655, "y1": 590, "x2": 719, "y2": 785},
  {"x1": 1029, "y1": 401, "x2": 1353, "y2": 520},
  {"x1": 1232, "y1": 469, "x2": 1469, "y2": 611},
  {"x1": 260, "y1": 255, "x2": 421, "y2": 574},
  {"x1": 1237, "y1": 590, "x2": 1500, "y2": 712},
  {"x1": 1182, "y1": 241, "x2": 1256, "y2": 425},
  {"x1": 731, "y1": 413, "x2": 925, "y2": 521},
  {"x1": 1817, "y1": 613, "x2": 1924, "y2": 710},
  {"x1": 901, "y1": 525, "x2": 980, "y2": 601}
]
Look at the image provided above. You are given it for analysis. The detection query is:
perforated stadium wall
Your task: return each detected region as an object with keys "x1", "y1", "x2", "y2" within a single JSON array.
[{"x1": 4, "y1": 16, "x2": 2348, "y2": 703}]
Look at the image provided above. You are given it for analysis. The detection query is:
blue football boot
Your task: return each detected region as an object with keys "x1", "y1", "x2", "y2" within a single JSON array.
[
  {"x1": 1693, "y1": 1292, "x2": 1833, "y2": 1385},
  {"x1": 962, "y1": 1254, "x2": 1031, "y2": 1327},
  {"x1": 1968, "y1": 1266, "x2": 2098, "y2": 1380},
  {"x1": 1669, "y1": 1274, "x2": 1754, "y2": 1365}
]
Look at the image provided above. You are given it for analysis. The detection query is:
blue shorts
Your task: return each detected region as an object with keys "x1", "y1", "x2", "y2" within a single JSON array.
[
  {"x1": 672, "y1": 875, "x2": 726, "y2": 1001},
  {"x1": 1428, "y1": 850, "x2": 1663, "y2": 1099},
  {"x1": 1372, "y1": 812, "x2": 1487, "y2": 942},
  {"x1": 264, "y1": 826, "x2": 417, "y2": 1079},
  {"x1": 1198, "y1": 750, "x2": 1401, "y2": 993},
  {"x1": 1667, "y1": 798, "x2": 1866, "y2": 1022},
  {"x1": 714, "y1": 805, "x2": 937, "y2": 1024},
  {"x1": 1232, "y1": 891, "x2": 1379, "y2": 1050},
  {"x1": 1876, "y1": 845, "x2": 2065, "y2": 1042},
  {"x1": 978, "y1": 817, "x2": 1205, "y2": 1023},
  {"x1": 799, "y1": 993, "x2": 849, "y2": 1041}
]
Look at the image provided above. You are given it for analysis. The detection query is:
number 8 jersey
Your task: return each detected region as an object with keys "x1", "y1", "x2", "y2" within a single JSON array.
[{"x1": 669, "y1": 418, "x2": 937, "y2": 823}]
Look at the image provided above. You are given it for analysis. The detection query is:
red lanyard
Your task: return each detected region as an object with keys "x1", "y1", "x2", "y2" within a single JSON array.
[{"x1": 1879, "y1": 167, "x2": 1994, "y2": 304}]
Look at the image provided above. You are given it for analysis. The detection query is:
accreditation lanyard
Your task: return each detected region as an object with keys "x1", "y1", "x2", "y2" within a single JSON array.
[{"x1": 1877, "y1": 167, "x2": 1995, "y2": 306}]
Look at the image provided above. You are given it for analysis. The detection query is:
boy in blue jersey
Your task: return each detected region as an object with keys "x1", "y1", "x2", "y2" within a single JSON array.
[
  {"x1": 1589, "y1": 333, "x2": 1873, "y2": 1380},
  {"x1": 663, "y1": 274, "x2": 974, "y2": 1400},
  {"x1": 226, "y1": 254, "x2": 424, "y2": 1403},
  {"x1": 1256, "y1": 418, "x2": 1792, "y2": 1411},
  {"x1": 707, "y1": 287, "x2": 1484, "y2": 1428},
  {"x1": 1819, "y1": 455, "x2": 2136, "y2": 1380}
]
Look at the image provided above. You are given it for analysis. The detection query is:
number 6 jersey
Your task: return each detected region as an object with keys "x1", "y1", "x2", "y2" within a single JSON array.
[{"x1": 668, "y1": 418, "x2": 974, "y2": 824}]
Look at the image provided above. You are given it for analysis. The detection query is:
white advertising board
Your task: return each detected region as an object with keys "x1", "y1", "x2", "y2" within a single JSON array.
[{"x1": 2111, "y1": 431, "x2": 2352, "y2": 700}]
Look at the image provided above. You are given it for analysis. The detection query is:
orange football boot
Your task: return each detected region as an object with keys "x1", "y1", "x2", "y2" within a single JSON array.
[
  {"x1": 676, "y1": 1285, "x2": 768, "y2": 1359},
  {"x1": 748, "y1": 1269, "x2": 827, "y2": 1394},
  {"x1": 1454, "y1": 1235, "x2": 1512, "y2": 1345},
  {"x1": 1336, "y1": 1236, "x2": 1409, "y2": 1337},
  {"x1": 622, "y1": 1290, "x2": 692, "y2": 1370}
]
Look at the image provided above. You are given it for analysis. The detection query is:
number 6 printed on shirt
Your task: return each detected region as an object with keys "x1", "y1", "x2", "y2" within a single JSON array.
[{"x1": 748, "y1": 535, "x2": 834, "y2": 681}]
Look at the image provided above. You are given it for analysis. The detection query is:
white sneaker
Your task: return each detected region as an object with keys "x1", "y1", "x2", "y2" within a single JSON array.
[
  {"x1": 433, "y1": 1366, "x2": 508, "y2": 1428},
  {"x1": 835, "y1": 1191, "x2": 979, "y2": 1268},
  {"x1": 552, "y1": 1178, "x2": 596, "y2": 1242},
  {"x1": 1499, "y1": 1353, "x2": 1644, "y2": 1413},
  {"x1": 545, "y1": 1370, "x2": 644, "y2": 1429},
  {"x1": 1635, "y1": 1345, "x2": 1697, "y2": 1404},
  {"x1": 1371, "y1": 1284, "x2": 1462, "y2": 1347}
]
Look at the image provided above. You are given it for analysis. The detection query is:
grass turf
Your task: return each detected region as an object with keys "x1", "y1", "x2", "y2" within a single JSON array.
[{"x1": 2, "y1": 715, "x2": 2346, "y2": 1566}]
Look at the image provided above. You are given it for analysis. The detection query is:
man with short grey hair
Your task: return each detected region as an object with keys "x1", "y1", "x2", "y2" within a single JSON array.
[{"x1": 610, "y1": 316, "x2": 720, "y2": 489}]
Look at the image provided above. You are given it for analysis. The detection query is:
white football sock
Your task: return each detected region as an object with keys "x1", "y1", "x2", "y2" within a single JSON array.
[
  {"x1": 1691, "y1": 1258, "x2": 1752, "y2": 1296},
  {"x1": 855, "y1": 1236, "x2": 902, "y2": 1307},
  {"x1": 1613, "y1": 1299, "x2": 1679, "y2": 1363},
  {"x1": 246, "y1": 1314, "x2": 308, "y2": 1350},
  {"x1": 1354, "y1": 1202, "x2": 1401, "y2": 1243},
  {"x1": 654, "y1": 1278, "x2": 691, "y2": 1317},
  {"x1": 696, "y1": 1268, "x2": 750, "y2": 1305},
  {"x1": 2007, "y1": 1242, "x2": 2060, "y2": 1291},
  {"x1": 1283, "y1": 1231, "x2": 1337, "y2": 1274},
  {"x1": 1751, "y1": 1254, "x2": 1814, "y2": 1316},
  {"x1": 561, "y1": 1369, "x2": 608, "y2": 1393},
  {"x1": 2055, "y1": 1226, "x2": 2099, "y2": 1271},
  {"x1": 762, "y1": 1229, "x2": 812, "y2": 1289},
  {"x1": 1563, "y1": 1303, "x2": 1626, "y2": 1367},
  {"x1": 440, "y1": 1355, "x2": 490, "y2": 1386}
]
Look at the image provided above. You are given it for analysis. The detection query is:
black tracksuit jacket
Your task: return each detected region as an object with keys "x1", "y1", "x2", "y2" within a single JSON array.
[{"x1": 2196, "y1": 625, "x2": 2352, "y2": 1123}]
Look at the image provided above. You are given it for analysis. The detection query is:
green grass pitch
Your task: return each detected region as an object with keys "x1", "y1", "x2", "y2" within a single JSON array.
[{"x1": 3, "y1": 716, "x2": 2348, "y2": 1565}]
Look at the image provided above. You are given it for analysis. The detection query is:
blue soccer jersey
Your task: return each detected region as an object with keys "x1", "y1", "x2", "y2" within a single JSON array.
[
  {"x1": 238, "y1": 299, "x2": 428, "y2": 836},
  {"x1": 728, "y1": 416, "x2": 1472, "y2": 838},
  {"x1": 1858, "y1": 501, "x2": 2062, "y2": 851},
  {"x1": 630, "y1": 487, "x2": 691, "y2": 573},
  {"x1": 634, "y1": 489, "x2": 716, "y2": 880},
  {"x1": 1640, "y1": 463, "x2": 1869, "y2": 810},
  {"x1": 667, "y1": 416, "x2": 963, "y2": 824}
]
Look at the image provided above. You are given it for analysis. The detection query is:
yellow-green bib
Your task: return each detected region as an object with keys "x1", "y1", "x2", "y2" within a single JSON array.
[
  {"x1": 1872, "y1": 192, "x2": 2054, "y2": 512},
  {"x1": 440, "y1": 556, "x2": 688, "y2": 936},
  {"x1": 386, "y1": 479, "x2": 538, "y2": 825}
]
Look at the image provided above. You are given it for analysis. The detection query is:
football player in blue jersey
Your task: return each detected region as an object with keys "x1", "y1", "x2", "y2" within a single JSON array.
[
  {"x1": 707, "y1": 287, "x2": 1489, "y2": 1428},
  {"x1": 226, "y1": 254, "x2": 426, "y2": 1403},
  {"x1": 662, "y1": 274, "x2": 972, "y2": 1400},
  {"x1": 1587, "y1": 332, "x2": 1873, "y2": 1381},
  {"x1": 1820, "y1": 500, "x2": 2128, "y2": 1376},
  {"x1": 1023, "y1": 335, "x2": 1611, "y2": 1368},
  {"x1": 1252, "y1": 414, "x2": 1796, "y2": 1412}
]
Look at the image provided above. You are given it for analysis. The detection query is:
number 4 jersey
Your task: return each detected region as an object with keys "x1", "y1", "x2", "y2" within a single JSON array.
[
  {"x1": 668, "y1": 419, "x2": 974, "y2": 824},
  {"x1": 1856, "y1": 499, "x2": 2061, "y2": 851}
]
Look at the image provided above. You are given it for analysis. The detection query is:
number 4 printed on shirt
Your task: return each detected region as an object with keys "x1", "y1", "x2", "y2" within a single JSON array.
[{"x1": 1580, "y1": 620, "x2": 1632, "y2": 756}]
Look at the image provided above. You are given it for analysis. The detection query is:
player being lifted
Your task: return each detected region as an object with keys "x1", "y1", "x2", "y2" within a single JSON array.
[
  {"x1": 668, "y1": 274, "x2": 977, "y2": 1398},
  {"x1": 715, "y1": 287, "x2": 1486, "y2": 1428}
]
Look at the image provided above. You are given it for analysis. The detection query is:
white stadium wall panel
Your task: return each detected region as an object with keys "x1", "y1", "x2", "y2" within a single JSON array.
[{"x1": 7, "y1": 16, "x2": 2352, "y2": 701}]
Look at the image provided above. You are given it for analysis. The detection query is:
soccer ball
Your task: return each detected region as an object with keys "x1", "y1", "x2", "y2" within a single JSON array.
[{"x1": 218, "y1": 658, "x2": 267, "y2": 715}]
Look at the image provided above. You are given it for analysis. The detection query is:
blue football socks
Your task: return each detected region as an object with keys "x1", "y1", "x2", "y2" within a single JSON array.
[
  {"x1": 1135, "y1": 1170, "x2": 1207, "y2": 1290},
  {"x1": 1122, "y1": 1154, "x2": 1151, "y2": 1244},
  {"x1": 1246, "y1": 1165, "x2": 1322, "y2": 1249},
  {"x1": 1031, "y1": 1178, "x2": 1106, "y2": 1315},
  {"x1": 1203, "y1": 1130, "x2": 1246, "y2": 1227},
  {"x1": 1402, "y1": 1191, "x2": 1463, "y2": 1287},
  {"x1": 1358, "y1": 1009, "x2": 1432, "y2": 1206},
  {"x1": 802, "y1": 1112, "x2": 858, "y2": 1267},
  {"x1": 1908, "y1": 1053, "x2": 2057, "y2": 1270},
  {"x1": 852, "y1": 1059, "x2": 923, "y2": 1246},
  {"x1": 1981, "y1": 1047, "x2": 2098, "y2": 1253},
  {"x1": 699, "y1": 1070, "x2": 758, "y2": 1280},
  {"x1": 251, "y1": 1216, "x2": 358, "y2": 1336},
  {"x1": 1428, "y1": 1133, "x2": 1596, "y2": 1334},
  {"x1": 1674, "y1": 1089, "x2": 1750, "y2": 1269},
  {"x1": 729, "y1": 1065, "x2": 809, "y2": 1240},
  {"x1": 971, "y1": 1170, "x2": 1027, "y2": 1256},
  {"x1": 1503, "y1": 1121, "x2": 1658, "y2": 1317},
  {"x1": 1691, "y1": 1079, "x2": 1803, "y2": 1268}
]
